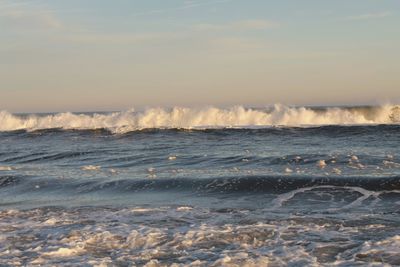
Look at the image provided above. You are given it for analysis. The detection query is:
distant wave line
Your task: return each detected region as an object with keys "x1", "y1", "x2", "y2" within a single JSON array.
[{"x1": 0, "y1": 104, "x2": 399, "y2": 133}]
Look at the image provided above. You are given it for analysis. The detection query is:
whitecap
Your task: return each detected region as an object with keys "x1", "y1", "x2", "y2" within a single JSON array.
[{"x1": 0, "y1": 104, "x2": 398, "y2": 133}]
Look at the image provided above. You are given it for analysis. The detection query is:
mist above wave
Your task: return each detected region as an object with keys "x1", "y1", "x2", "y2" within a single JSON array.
[{"x1": 0, "y1": 105, "x2": 399, "y2": 133}]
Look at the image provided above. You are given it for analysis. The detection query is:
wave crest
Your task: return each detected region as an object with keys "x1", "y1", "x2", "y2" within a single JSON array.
[{"x1": 0, "y1": 105, "x2": 399, "y2": 133}]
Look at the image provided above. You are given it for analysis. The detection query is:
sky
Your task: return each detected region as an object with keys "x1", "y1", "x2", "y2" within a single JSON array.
[{"x1": 0, "y1": 0, "x2": 399, "y2": 112}]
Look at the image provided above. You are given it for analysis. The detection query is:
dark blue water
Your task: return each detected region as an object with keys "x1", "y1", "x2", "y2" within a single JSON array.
[{"x1": 1, "y1": 117, "x2": 400, "y2": 265}]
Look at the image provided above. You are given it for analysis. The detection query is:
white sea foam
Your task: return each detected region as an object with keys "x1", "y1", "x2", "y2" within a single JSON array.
[
  {"x1": 354, "y1": 235, "x2": 400, "y2": 264},
  {"x1": 317, "y1": 159, "x2": 327, "y2": 168},
  {"x1": 42, "y1": 247, "x2": 85, "y2": 258},
  {"x1": 81, "y1": 165, "x2": 101, "y2": 171},
  {"x1": 285, "y1": 167, "x2": 293, "y2": 173},
  {"x1": 176, "y1": 206, "x2": 193, "y2": 211},
  {"x1": 2, "y1": 205, "x2": 400, "y2": 266},
  {"x1": 0, "y1": 104, "x2": 399, "y2": 133}
]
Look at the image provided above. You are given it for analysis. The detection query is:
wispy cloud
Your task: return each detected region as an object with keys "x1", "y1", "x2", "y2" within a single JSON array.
[
  {"x1": 61, "y1": 32, "x2": 178, "y2": 45},
  {"x1": 194, "y1": 19, "x2": 279, "y2": 31},
  {"x1": 207, "y1": 36, "x2": 266, "y2": 51},
  {"x1": 0, "y1": 0, "x2": 63, "y2": 30},
  {"x1": 0, "y1": 9, "x2": 62, "y2": 30},
  {"x1": 0, "y1": 0, "x2": 183, "y2": 46},
  {"x1": 131, "y1": 0, "x2": 231, "y2": 17},
  {"x1": 343, "y1": 11, "x2": 392, "y2": 21}
]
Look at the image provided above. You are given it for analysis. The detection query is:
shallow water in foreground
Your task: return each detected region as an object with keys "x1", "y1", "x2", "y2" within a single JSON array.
[
  {"x1": 1, "y1": 108, "x2": 400, "y2": 266},
  {"x1": 1, "y1": 188, "x2": 400, "y2": 266}
]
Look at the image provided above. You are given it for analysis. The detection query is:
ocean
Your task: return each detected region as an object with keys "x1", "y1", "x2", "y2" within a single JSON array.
[{"x1": 0, "y1": 105, "x2": 400, "y2": 266}]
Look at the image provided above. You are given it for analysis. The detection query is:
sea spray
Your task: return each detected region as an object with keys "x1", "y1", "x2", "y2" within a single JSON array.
[{"x1": 0, "y1": 104, "x2": 398, "y2": 133}]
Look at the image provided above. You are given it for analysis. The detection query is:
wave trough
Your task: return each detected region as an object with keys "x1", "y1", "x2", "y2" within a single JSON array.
[{"x1": 1, "y1": 105, "x2": 399, "y2": 133}]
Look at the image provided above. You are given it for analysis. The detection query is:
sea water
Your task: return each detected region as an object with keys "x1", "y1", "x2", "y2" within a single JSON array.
[{"x1": 0, "y1": 105, "x2": 400, "y2": 266}]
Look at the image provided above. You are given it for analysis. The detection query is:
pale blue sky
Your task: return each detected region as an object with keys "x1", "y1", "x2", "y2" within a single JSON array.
[{"x1": 1, "y1": 0, "x2": 399, "y2": 112}]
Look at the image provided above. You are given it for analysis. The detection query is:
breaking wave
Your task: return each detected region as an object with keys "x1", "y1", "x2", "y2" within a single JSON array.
[{"x1": 1, "y1": 105, "x2": 399, "y2": 133}]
